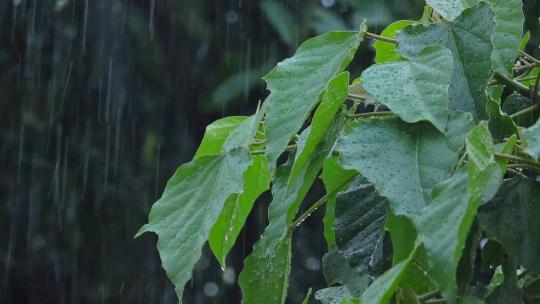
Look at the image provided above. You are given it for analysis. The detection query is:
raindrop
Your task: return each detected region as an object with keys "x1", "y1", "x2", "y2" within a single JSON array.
[
  {"x1": 225, "y1": 10, "x2": 239, "y2": 24},
  {"x1": 222, "y1": 268, "x2": 236, "y2": 285},
  {"x1": 203, "y1": 282, "x2": 219, "y2": 297},
  {"x1": 321, "y1": 0, "x2": 336, "y2": 8}
]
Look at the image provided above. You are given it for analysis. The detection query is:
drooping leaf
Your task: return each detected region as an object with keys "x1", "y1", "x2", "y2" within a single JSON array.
[
  {"x1": 238, "y1": 161, "x2": 293, "y2": 304},
  {"x1": 334, "y1": 112, "x2": 473, "y2": 219},
  {"x1": 135, "y1": 149, "x2": 252, "y2": 302},
  {"x1": 373, "y1": 20, "x2": 415, "y2": 63},
  {"x1": 334, "y1": 175, "x2": 387, "y2": 276},
  {"x1": 362, "y1": 45, "x2": 453, "y2": 131},
  {"x1": 263, "y1": 27, "x2": 365, "y2": 173},
  {"x1": 208, "y1": 155, "x2": 270, "y2": 267},
  {"x1": 478, "y1": 178, "x2": 540, "y2": 271},
  {"x1": 194, "y1": 116, "x2": 247, "y2": 158},
  {"x1": 360, "y1": 246, "x2": 419, "y2": 304},
  {"x1": 522, "y1": 118, "x2": 540, "y2": 160},
  {"x1": 240, "y1": 116, "x2": 346, "y2": 304},
  {"x1": 397, "y1": 3, "x2": 495, "y2": 119},
  {"x1": 321, "y1": 157, "x2": 357, "y2": 248}
]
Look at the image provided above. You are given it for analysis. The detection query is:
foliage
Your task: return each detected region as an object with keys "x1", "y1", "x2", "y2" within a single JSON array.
[{"x1": 138, "y1": 1, "x2": 540, "y2": 303}]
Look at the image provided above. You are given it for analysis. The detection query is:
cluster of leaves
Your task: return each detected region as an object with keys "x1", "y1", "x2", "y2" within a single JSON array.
[{"x1": 137, "y1": 0, "x2": 540, "y2": 303}]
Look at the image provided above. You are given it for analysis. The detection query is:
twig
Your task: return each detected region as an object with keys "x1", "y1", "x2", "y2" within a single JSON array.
[
  {"x1": 365, "y1": 32, "x2": 397, "y2": 44},
  {"x1": 288, "y1": 174, "x2": 357, "y2": 231},
  {"x1": 418, "y1": 290, "x2": 440, "y2": 303},
  {"x1": 494, "y1": 72, "x2": 539, "y2": 100},
  {"x1": 508, "y1": 163, "x2": 540, "y2": 173},
  {"x1": 509, "y1": 104, "x2": 538, "y2": 118},
  {"x1": 347, "y1": 111, "x2": 397, "y2": 119},
  {"x1": 251, "y1": 144, "x2": 296, "y2": 156},
  {"x1": 495, "y1": 152, "x2": 540, "y2": 168},
  {"x1": 519, "y1": 50, "x2": 540, "y2": 65}
]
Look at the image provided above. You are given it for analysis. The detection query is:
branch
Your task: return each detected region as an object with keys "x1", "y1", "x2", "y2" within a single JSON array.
[
  {"x1": 288, "y1": 173, "x2": 357, "y2": 232},
  {"x1": 347, "y1": 111, "x2": 397, "y2": 119},
  {"x1": 509, "y1": 104, "x2": 538, "y2": 118},
  {"x1": 494, "y1": 72, "x2": 539, "y2": 100},
  {"x1": 251, "y1": 144, "x2": 296, "y2": 156},
  {"x1": 495, "y1": 152, "x2": 540, "y2": 168},
  {"x1": 365, "y1": 32, "x2": 397, "y2": 44}
]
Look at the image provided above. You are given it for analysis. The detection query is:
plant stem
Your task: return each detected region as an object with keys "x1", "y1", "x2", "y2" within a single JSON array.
[
  {"x1": 509, "y1": 104, "x2": 538, "y2": 118},
  {"x1": 365, "y1": 32, "x2": 397, "y2": 44},
  {"x1": 347, "y1": 111, "x2": 396, "y2": 119},
  {"x1": 508, "y1": 163, "x2": 540, "y2": 173},
  {"x1": 494, "y1": 72, "x2": 540, "y2": 100},
  {"x1": 520, "y1": 50, "x2": 540, "y2": 65},
  {"x1": 288, "y1": 173, "x2": 357, "y2": 232},
  {"x1": 495, "y1": 152, "x2": 540, "y2": 167},
  {"x1": 418, "y1": 290, "x2": 440, "y2": 303}
]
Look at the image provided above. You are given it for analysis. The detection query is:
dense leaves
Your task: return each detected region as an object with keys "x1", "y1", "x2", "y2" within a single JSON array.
[{"x1": 139, "y1": 1, "x2": 540, "y2": 303}]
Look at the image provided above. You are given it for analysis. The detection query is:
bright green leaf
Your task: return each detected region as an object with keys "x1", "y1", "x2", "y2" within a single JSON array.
[
  {"x1": 263, "y1": 27, "x2": 365, "y2": 173},
  {"x1": 373, "y1": 20, "x2": 415, "y2": 63},
  {"x1": 520, "y1": 31, "x2": 531, "y2": 51},
  {"x1": 397, "y1": 3, "x2": 495, "y2": 119},
  {"x1": 466, "y1": 121, "x2": 494, "y2": 170},
  {"x1": 194, "y1": 116, "x2": 247, "y2": 158},
  {"x1": 362, "y1": 45, "x2": 453, "y2": 131}
]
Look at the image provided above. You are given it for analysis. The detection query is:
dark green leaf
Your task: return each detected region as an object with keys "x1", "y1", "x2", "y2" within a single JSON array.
[
  {"x1": 502, "y1": 93, "x2": 537, "y2": 128},
  {"x1": 315, "y1": 286, "x2": 354, "y2": 304},
  {"x1": 522, "y1": 119, "x2": 540, "y2": 160},
  {"x1": 479, "y1": 178, "x2": 540, "y2": 271},
  {"x1": 334, "y1": 176, "x2": 387, "y2": 276},
  {"x1": 322, "y1": 248, "x2": 370, "y2": 295}
]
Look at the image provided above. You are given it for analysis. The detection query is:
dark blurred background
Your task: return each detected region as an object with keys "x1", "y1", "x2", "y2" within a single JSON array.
[{"x1": 0, "y1": 0, "x2": 538, "y2": 303}]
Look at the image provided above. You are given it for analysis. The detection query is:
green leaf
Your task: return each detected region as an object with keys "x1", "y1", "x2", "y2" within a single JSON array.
[
  {"x1": 425, "y1": 0, "x2": 476, "y2": 20},
  {"x1": 478, "y1": 178, "x2": 540, "y2": 271},
  {"x1": 315, "y1": 286, "x2": 355, "y2": 304},
  {"x1": 373, "y1": 20, "x2": 415, "y2": 63},
  {"x1": 486, "y1": 97, "x2": 517, "y2": 141},
  {"x1": 240, "y1": 116, "x2": 345, "y2": 303},
  {"x1": 334, "y1": 176, "x2": 387, "y2": 276},
  {"x1": 322, "y1": 248, "x2": 370, "y2": 295},
  {"x1": 360, "y1": 246, "x2": 419, "y2": 304},
  {"x1": 522, "y1": 119, "x2": 540, "y2": 160},
  {"x1": 486, "y1": 256, "x2": 524, "y2": 303},
  {"x1": 520, "y1": 31, "x2": 531, "y2": 51},
  {"x1": 362, "y1": 45, "x2": 453, "y2": 131},
  {"x1": 263, "y1": 27, "x2": 365, "y2": 173},
  {"x1": 291, "y1": 72, "x2": 349, "y2": 182},
  {"x1": 208, "y1": 155, "x2": 270, "y2": 267},
  {"x1": 135, "y1": 148, "x2": 252, "y2": 302},
  {"x1": 321, "y1": 157, "x2": 357, "y2": 248},
  {"x1": 397, "y1": 2, "x2": 495, "y2": 119},
  {"x1": 194, "y1": 116, "x2": 247, "y2": 158},
  {"x1": 417, "y1": 161, "x2": 495, "y2": 303},
  {"x1": 261, "y1": 0, "x2": 298, "y2": 48},
  {"x1": 238, "y1": 161, "x2": 293, "y2": 304},
  {"x1": 502, "y1": 93, "x2": 538, "y2": 127},
  {"x1": 334, "y1": 112, "x2": 473, "y2": 219},
  {"x1": 303, "y1": 288, "x2": 313, "y2": 304},
  {"x1": 466, "y1": 121, "x2": 494, "y2": 171}
]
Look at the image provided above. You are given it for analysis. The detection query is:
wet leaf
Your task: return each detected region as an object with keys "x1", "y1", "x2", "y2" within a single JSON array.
[
  {"x1": 397, "y1": 3, "x2": 495, "y2": 119},
  {"x1": 334, "y1": 112, "x2": 473, "y2": 219},
  {"x1": 194, "y1": 116, "x2": 247, "y2": 158},
  {"x1": 263, "y1": 27, "x2": 365, "y2": 173},
  {"x1": 373, "y1": 20, "x2": 415, "y2": 63},
  {"x1": 363, "y1": 45, "x2": 453, "y2": 131},
  {"x1": 522, "y1": 119, "x2": 540, "y2": 160}
]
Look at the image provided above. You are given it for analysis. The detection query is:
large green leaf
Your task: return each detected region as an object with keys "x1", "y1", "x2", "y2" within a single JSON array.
[
  {"x1": 334, "y1": 176, "x2": 387, "y2": 276},
  {"x1": 373, "y1": 20, "x2": 415, "y2": 63},
  {"x1": 321, "y1": 157, "x2": 357, "y2": 248},
  {"x1": 522, "y1": 118, "x2": 540, "y2": 160},
  {"x1": 397, "y1": 3, "x2": 495, "y2": 119},
  {"x1": 334, "y1": 112, "x2": 473, "y2": 219},
  {"x1": 263, "y1": 27, "x2": 365, "y2": 173},
  {"x1": 137, "y1": 112, "x2": 262, "y2": 302},
  {"x1": 479, "y1": 178, "x2": 540, "y2": 271},
  {"x1": 208, "y1": 155, "x2": 270, "y2": 267},
  {"x1": 426, "y1": 0, "x2": 524, "y2": 73},
  {"x1": 135, "y1": 148, "x2": 252, "y2": 302},
  {"x1": 362, "y1": 45, "x2": 453, "y2": 131}
]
